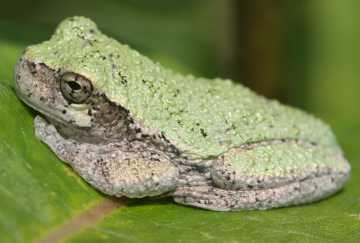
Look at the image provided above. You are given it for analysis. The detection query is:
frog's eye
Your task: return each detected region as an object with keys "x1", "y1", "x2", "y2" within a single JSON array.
[{"x1": 60, "y1": 73, "x2": 93, "y2": 103}]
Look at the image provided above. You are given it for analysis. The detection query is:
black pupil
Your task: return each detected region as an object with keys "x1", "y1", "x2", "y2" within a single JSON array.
[{"x1": 67, "y1": 81, "x2": 82, "y2": 91}]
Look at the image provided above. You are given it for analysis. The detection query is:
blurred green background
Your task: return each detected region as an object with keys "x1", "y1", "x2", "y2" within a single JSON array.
[{"x1": 1, "y1": 0, "x2": 359, "y2": 242}]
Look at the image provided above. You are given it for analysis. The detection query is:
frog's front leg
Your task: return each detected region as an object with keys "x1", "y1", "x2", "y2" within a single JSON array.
[
  {"x1": 173, "y1": 141, "x2": 350, "y2": 211},
  {"x1": 34, "y1": 116, "x2": 179, "y2": 198}
]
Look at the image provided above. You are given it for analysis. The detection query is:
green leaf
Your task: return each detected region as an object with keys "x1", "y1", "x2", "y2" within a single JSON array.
[
  {"x1": 1, "y1": 19, "x2": 360, "y2": 243},
  {"x1": 0, "y1": 40, "x2": 104, "y2": 243}
]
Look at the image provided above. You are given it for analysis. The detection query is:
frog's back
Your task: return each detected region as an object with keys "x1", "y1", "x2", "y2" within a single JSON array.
[{"x1": 24, "y1": 17, "x2": 338, "y2": 158}]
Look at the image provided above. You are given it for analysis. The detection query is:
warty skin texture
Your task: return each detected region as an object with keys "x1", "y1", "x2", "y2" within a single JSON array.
[{"x1": 14, "y1": 16, "x2": 350, "y2": 211}]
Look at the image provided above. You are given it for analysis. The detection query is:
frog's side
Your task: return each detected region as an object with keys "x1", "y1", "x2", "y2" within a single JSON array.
[{"x1": 15, "y1": 17, "x2": 350, "y2": 211}]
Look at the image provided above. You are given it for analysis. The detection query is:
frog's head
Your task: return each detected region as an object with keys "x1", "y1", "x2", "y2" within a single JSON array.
[{"x1": 15, "y1": 17, "x2": 145, "y2": 142}]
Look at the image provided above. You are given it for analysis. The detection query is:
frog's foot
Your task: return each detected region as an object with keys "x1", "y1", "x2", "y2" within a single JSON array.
[
  {"x1": 173, "y1": 140, "x2": 350, "y2": 211},
  {"x1": 34, "y1": 115, "x2": 179, "y2": 198},
  {"x1": 173, "y1": 172, "x2": 347, "y2": 211}
]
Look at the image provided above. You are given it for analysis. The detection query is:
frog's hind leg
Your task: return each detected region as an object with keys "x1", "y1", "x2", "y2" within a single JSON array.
[
  {"x1": 176, "y1": 141, "x2": 349, "y2": 211},
  {"x1": 172, "y1": 172, "x2": 345, "y2": 211}
]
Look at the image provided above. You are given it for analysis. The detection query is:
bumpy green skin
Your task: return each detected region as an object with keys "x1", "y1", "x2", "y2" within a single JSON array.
[{"x1": 24, "y1": 16, "x2": 337, "y2": 160}]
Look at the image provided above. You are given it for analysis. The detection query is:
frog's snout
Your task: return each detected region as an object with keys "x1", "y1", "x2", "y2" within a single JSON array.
[
  {"x1": 15, "y1": 58, "x2": 57, "y2": 107},
  {"x1": 15, "y1": 58, "x2": 34, "y2": 100}
]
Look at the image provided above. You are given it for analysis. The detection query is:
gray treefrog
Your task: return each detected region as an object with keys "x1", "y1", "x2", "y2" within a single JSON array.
[{"x1": 14, "y1": 16, "x2": 350, "y2": 211}]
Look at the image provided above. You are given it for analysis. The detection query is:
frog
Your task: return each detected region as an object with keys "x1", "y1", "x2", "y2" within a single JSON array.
[{"x1": 14, "y1": 16, "x2": 350, "y2": 211}]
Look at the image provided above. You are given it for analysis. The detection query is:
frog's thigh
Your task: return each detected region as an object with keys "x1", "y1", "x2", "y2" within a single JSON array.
[
  {"x1": 173, "y1": 173, "x2": 341, "y2": 211},
  {"x1": 210, "y1": 142, "x2": 349, "y2": 192},
  {"x1": 175, "y1": 142, "x2": 350, "y2": 211}
]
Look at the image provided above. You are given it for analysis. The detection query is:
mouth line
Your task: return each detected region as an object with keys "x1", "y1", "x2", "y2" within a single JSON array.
[
  {"x1": 16, "y1": 88, "x2": 93, "y2": 129},
  {"x1": 16, "y1": 90, "x2": 71, "y2": 125}
]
